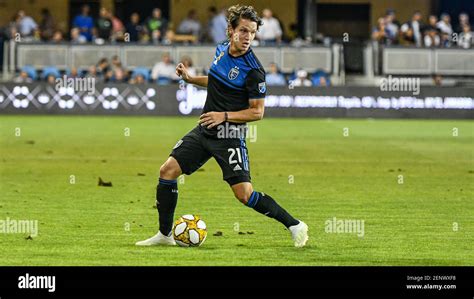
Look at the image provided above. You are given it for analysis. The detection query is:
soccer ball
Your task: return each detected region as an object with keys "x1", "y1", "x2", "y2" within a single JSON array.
[{"x1": 172, "y1": 215, "x2": 207, "y2": 247}]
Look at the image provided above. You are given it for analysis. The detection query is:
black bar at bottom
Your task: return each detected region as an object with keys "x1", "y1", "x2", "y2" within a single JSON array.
[{"x1": 0, "y1": 266, "x2": 472, "y2": 298}]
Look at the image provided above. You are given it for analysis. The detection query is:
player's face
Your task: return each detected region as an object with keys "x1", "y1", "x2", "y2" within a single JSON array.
[{"x1": 231, "y1": 18, "x2": 258, "y2": 53}]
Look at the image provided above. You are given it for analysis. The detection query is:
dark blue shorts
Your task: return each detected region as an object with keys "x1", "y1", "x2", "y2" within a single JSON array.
[{"x1": 170, "y1": 126, "x2": 251, "y2": 186}]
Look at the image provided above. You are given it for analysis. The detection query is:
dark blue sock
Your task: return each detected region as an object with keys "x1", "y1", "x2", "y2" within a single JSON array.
[
  {"x1": 247, "y1": 191, "x2": 299, "y2": 228},
  {"x1": 156, "y1": 178, "x2": 178, "y2": 236}
]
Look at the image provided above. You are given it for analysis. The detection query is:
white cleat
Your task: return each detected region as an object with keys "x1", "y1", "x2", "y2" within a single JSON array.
[
  {"x1": 289, "y1": 221, "x2": 309, "y2": 248},
  {"x1": 135, "y1": 231, "x2": 176, "y2": 246}
]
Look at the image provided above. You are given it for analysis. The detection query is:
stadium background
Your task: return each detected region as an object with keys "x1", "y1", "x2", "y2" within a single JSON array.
[
  {"x1": 0, "y1": 0, "x2": 473, "y2": 118},
  {"x1": 0, "y1": 0, "x2": 473, "y2": 266}
]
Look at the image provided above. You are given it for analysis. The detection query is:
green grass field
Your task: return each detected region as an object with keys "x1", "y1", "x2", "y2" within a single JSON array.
[{"x1": 0, "y1": 116, "x2": 473, "y2": 266}]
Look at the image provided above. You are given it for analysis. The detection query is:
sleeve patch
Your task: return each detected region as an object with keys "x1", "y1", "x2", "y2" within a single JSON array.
[{"x1": 258, "y1": 82, "x2": 266, "y2": 93}]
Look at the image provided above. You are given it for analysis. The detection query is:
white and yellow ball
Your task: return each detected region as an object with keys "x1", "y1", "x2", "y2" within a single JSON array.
[{"x1": 172, "y1": 215, "x2": 207, "y2": 247}]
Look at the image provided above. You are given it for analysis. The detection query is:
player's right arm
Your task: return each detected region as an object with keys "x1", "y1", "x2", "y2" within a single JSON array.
[{"x1": 175, "y1": 63, "x2": 208, "y2": 87}]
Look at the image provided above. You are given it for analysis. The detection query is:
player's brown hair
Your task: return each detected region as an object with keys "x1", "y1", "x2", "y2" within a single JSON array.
[{"x1": 226, "y1": 5, "x2": 263, "y2": 38}]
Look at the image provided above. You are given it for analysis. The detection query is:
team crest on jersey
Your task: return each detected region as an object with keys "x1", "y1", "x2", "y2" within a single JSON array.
[
  {"x1": 228, "y1": 66, "x2": 240, "y2": 80},
  {"x1": 258, "y1": 82, "x2": 266, "y2": 93}
]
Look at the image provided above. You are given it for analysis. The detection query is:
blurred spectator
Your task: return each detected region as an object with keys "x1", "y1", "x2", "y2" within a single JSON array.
[
  {"x1": 312, "y1": 70, "x2": 330, "y2": 87},
  {"x1": 425, "y1": 15, "x2": 439, "y2": 31},
  {"x1": 84, "y1": 65, "x2": 98, "y2": 79},
  {"x1": 13, "y1": 71, "x2": 33, "y2": 83},
  {"x1": 43, "y1": 66, "x2": 60, "y2": 82},
  {"x1": 95, "y1": 7, "x2": 113, "y2": 42},
  {"x1": 96, "y1": 58, "x2": 110, "y2": 80},
  {"x1": 108, "y1": 63, "x2": 127, "y2": 82},
  {"x1": 130, "y1": 73, "x2": 146, "y2": 84},
  {"x1": 151, "y1": 53, "x2": 179, "y2": 81},
  {"x1": 5, "y1": 13, "x2": 21, "y2": 40},
  {"x1": 423, "y1": 15, "x2": 441, "y2": 47},
  {"x1": 458, "y1": 24, "x2": 473, "y2": 49},
  {"x1": 110, "y1": 11, "x2": 125, "y2": 42},
  {"x1": 385, "y1": 9, "x2": 400, "y2": 44},
  {"x1": 163, "y1": 28, "x2": 176, "y2": 45},
  {"x1": 372, "y1": 17, "x2": 390, "y2": 45},
  {"x1": 385, "y1": 9, "x2": 401, "y2": 28},
  {"x1": 177, "y1": 10, "x2": 201, "y2": 41},
  {"x1": 400, "y1": 11, "x2": 424, "y2": 47},
  {"x1": 46, "y1": 74, "x2": 56, "y2": 84},
  {"x1": 110, "y1": 55, "x2": 122, "y2": 71},
  {"x1": 51, "y1": 30, "x2": 64, "y2": 43},
  {"x1": 433, "y1": 74, "x2": 443, "y2": 86},
  {"x1": 436, "y1": 13, "x2": 453, "y2": 36},
  {"x1": 208, "y1": 7, "x2": 227, "y2": 44},
  {"x1": 179, "y1": 56, "x2": 197, "y2": 77},
  {"x1": 292, "y1": 70, "x2": 312, "y2": 87},
  {"x1": 125, "y1": 13, "x2": 144, "y2": 42},
  {"x1": 39, "y1": 8, "x2": 55, "y2": 41},
  {"x1": 68, "y1": 67, "x2": 81, "y2": 78},
  {"x1": 105, "y1": 55, "x2": 126, "y2": 82},
  {"x1": 70, "y1": 27, "x2": 87, "y2": 43},
  {"x1": 266, "y1": 63, "x2": 286, "y2": 86},
  {"x1": 73, "y1": 5, "x2": 94, "y2": 41},
  {"x1": 256, "y1": 8, "x2": 282, "y2": 45},
  {"x1": 18, "y1": 10, "x2": 38, "y2": 38},
  {"x1": 19, "y1": 66, "x2": 37, "y2": 80},
  {"x1": 456, "y1": 13, "x2": 471, "y2": 34},
  {"x1": 129, "y1": 67, "x2": 150, "y2": 84},
  {"x1": 145, "y1": 8, "x2": 168, "y2": 43},
  {"x1": 437, "y1": 13, "x2": 453, "y2": 46},
  {"x1": 314, "y1": 76, "x2": 329, "y2": 87},
  {"x1": 135, "y1": 74, "x2": 146, "y2": 84}
]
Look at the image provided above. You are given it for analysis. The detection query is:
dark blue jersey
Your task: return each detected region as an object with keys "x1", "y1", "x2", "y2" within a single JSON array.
[{"x1": 201, "y1": 41, "x2": 266, "y2": 137}]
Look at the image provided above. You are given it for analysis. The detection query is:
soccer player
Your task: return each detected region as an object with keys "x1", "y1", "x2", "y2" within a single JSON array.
[{"x1": 136, "y1": 5, "x2": 308, "y2": 247}]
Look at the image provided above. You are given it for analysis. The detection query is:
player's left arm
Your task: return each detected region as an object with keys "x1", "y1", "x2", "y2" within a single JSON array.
[
  {"x1": 199, "y1": 68, "x2": 266, "y2": 129},
  {"x1": 227, "y1": 99, "x2": 265, "y2": 123},
  {"x1": 199, "y1": 99, "x2": 264, "y2": 128}
]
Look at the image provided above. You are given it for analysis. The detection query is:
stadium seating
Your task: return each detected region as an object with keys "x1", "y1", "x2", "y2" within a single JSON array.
[
  {"x1": 21, "y1": 65, "x2": 38, "y2": 80},
  {"x1": 66, "y1": 68, "x2": 84, "y2": 77},
  {"x1": 13, "y1": 43, "x2": 335, "y2": 75},
  {"x1": 6, "y1": 43, "x2": 474, "y2": 85},
  {"x1": 42, "y1": 66, "x2": 61, "y2": 79},
  {"x1": 131, "y1": 67, "x2": 151, "y2": 81}
]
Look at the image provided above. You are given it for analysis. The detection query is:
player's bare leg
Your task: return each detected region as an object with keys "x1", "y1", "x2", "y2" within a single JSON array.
[
  {"x1": 231, "y1": 182, "x2": 309, "y2": 247},
  {"x1": 136, "y1": 157, "x2": 182, "y2": 246}
]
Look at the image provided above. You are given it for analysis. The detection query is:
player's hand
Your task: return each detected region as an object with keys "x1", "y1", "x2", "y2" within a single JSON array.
[
  {"x1": 199, "y1": 112, "x2": 226, "y2": 129},
  {"x1": 176, "y1": 63, "x2": 192, "y2": 82}
]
